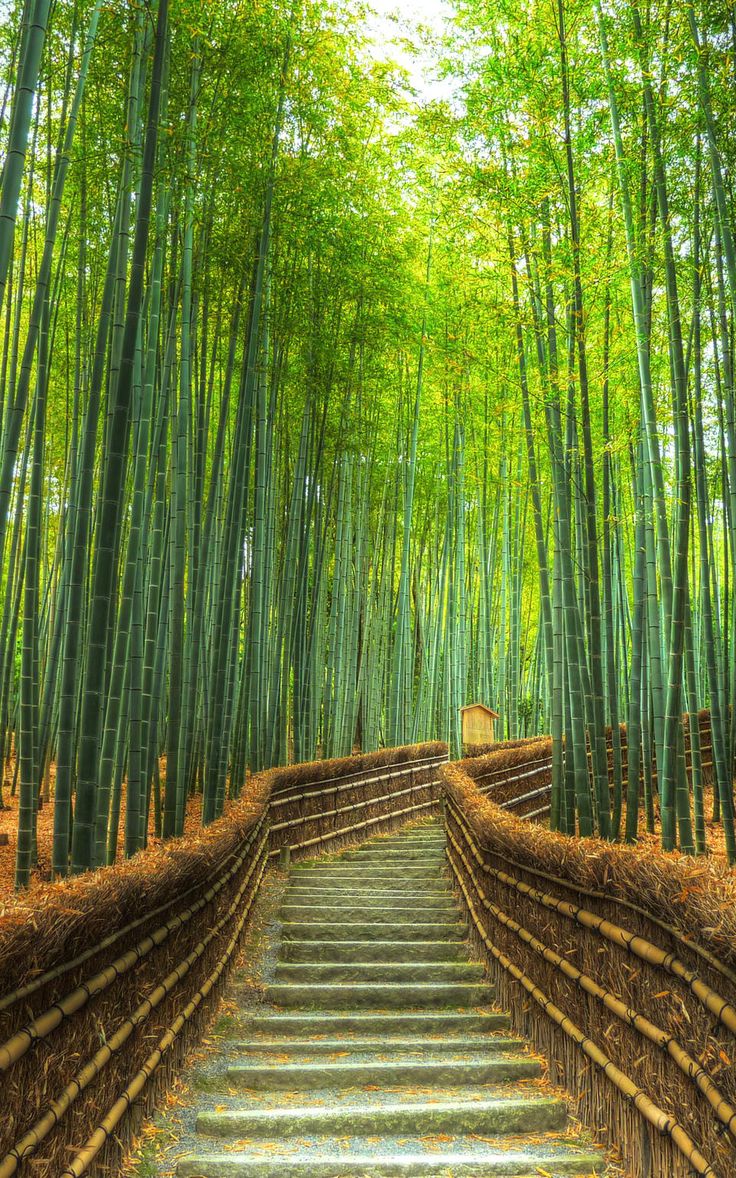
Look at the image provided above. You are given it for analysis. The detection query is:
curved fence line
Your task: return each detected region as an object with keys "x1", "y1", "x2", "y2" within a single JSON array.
[
  {"x1": 446, "y1": 822, "x2": 716, "y2": 1177},
  {"x1": 0, "y1": 741, "x2": 447, "y2": 1178},
  {"x1": 268, "y1": 752, "x2": 447, "y2": 801},
  {"x1": 440, "y1": 737, "x2": 736, "y2": 1178},
  {"x1": 2, "y1": 720, "x2": 729, "y2": 1178}
]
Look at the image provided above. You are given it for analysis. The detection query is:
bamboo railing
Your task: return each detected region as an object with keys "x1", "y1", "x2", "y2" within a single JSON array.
[
  {"x1": 267, "y1": 745, "x2": 447, "y2": 859},
  {"x1": 0, "y1": 741, "x2": 447, "y2": 1178},
  {"x1": 3, "y1": 723, "x2": 729, "y2": 1178},
  {"x1": 441, "y1": 746, "x2": 736, "y2": 1178}
]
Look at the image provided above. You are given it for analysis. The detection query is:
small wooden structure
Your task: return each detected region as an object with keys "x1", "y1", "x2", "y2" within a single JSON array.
[{"x1": 460, "y1": 703, "x2": 500, "y2": 747}]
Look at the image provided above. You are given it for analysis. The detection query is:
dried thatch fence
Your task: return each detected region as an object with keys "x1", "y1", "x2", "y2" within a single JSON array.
[
  {"x1": 442, "y1": 732, "x2": 736, "y2": 1178},
  {"x1": 0, "y1": 741, "x2": 446, "y2": 1178},
  {"x1": 267, "y1": 744, "x2": 447, "y2": 861},
  {"x1": 3, "y1": 721, "x2": 732, "y2": 1178}
]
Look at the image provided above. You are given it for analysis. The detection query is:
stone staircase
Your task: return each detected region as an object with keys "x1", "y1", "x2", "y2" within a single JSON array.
[{"x1": 177, "y1": 820, "x2": 602, "y2": 1177}]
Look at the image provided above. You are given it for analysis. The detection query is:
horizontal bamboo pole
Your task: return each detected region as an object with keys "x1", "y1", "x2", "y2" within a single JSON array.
[
  {"x1": 523, "y1": 802, "x2": 552, "y2": 820},
  {"x1": 649, "y1": 761, "x2": 714, "y2": 782},
  {"x1": 58, "y1": 848, "x2": 270, "y2": 1178},
  {"x1": 501, "y1": 784, "x2": 552, "y2": 808},
  {"x1": 445, "y1": 829, "x2": 716, "y2": 1178},
  {"x1": 447, "y1": 824, "x2": 736, "y2": 1142},
  {"x1": 448, "y1": 800, "x2": 736, "y2": 1036},
  {"x1": 0, "y1": 835, "x2": 269, "y2": 1177}
]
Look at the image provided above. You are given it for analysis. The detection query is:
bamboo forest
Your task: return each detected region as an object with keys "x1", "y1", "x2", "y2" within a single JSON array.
[
  {"x1": 1, "y1": 0, "x2": 736, "y2": 887},
  {"x1": 6, "y1": 4, "x2": 736, "y2": 1178}
]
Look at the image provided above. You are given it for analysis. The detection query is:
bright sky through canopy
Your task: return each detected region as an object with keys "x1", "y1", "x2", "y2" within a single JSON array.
[{"x1": 363, "y1": 0, "x2": 458, "y2": 103}]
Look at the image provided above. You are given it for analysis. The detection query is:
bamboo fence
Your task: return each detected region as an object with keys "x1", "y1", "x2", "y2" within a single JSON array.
[
  {"x1": 441, "y1": 745, "x2": 736, "y2": 1178},
  {"x1": 3, "y1": 723, "x2": 730, "y2": 1178},
  {"x1": 0, "y1": 742, "x2": 447, "y2": 1177}
]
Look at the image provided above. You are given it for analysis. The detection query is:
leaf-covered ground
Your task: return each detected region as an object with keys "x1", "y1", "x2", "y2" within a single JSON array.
[{"x1": 0, "y1": 759, "x2": 241, "y2": 896}]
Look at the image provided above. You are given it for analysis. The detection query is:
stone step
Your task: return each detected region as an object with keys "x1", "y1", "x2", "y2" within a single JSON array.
[
  {"x1": 289, "y1": 871, "x2": 449, "y2": 882},
  {"x1": 285, "y1": 876, "x2": 445, "y2": 888},
  {"x1": 367, "y1": 834, "x2": 446, "y2": 844},
  {"x1": 272, "y1": 961, "x2": 484, "y2": 984},
  {"x1": 361, "y1": 841, "x2": 446, "y2": 853},
  {"x1": 374, "y1": 825, "x2": 444, "y2": 833},
  {"x1": 289, "y1": 866, "x2": 441, "y2": 880},
  {"x1": 246, "y1": 1011, "x2": 509, "y2": 1036},
  {"x1": 265, "y1": 981, "x2": 495, "y2": 1009},
  {"x1": 371, "y1": 827, "x2": 444, "y2": 837},
  {"x1": 280, "y1": 939, "x2": 466, "y2": 963},
  {"x1": 282, "y1": 891, "x2": 456, "y2": 907},
  {"x1": 227, "y1": 1035, "x2": 522, "y2": 1056},
  {"x1": 296, "y1": 846, "x2": 442, "y2": 859},
  {"x1": 342, "y1": 825, "x2": 442, "y2": 839},
  {"x1": 285, "y1": 876, "x2": 444, "y2": 889},
  {"x1": 223, "y1": 1056, "x2": 541, "y2": 1090},
  {"x1": 177, "y1": 1151, "x2": 601, "y2": 1177},
  {"x1": 281, "y1": 921, "x2": 466, "y2": 942},
  {"x1": 279, "y1": 905, "x2": 457, "y2": 923},
  {"x1": 196, "y1": 1094, "x2": 569, "y2": 1139},
  {"x1": 339, "y1": 840, "x2": 446, "y2": 850},
  {"x1": 284, "y1": 882, "x2": 452, "y2": 897},
  {"x1": 282, "y1": 891, "x2": 452, "y2": 906},
  {"x1": 336, "y1": 848, "x2": 447, "y2": 862}
]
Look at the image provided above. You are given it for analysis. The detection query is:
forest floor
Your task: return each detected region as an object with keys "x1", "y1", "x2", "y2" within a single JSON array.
[
  {"x1": 635, "y1": 783, "x2": 732, "y2": 864},
  {"x1": 0, "y1": 760, "x2": 239, "y2": 898}
]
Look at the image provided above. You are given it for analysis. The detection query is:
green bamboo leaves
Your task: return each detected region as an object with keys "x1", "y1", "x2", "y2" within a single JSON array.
[{"x1": 1, "y1": 0, "x2": 735, "y2": 885}]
